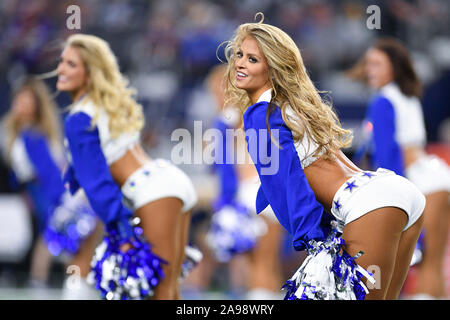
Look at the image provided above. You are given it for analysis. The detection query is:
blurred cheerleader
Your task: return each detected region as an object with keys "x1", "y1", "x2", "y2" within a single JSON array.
[
  {"x1": 222, "y1": 15, "x2": 425, "y2": 300},
  {"x1": 56, "y1": 34, "x2": 197, "y2": 299},
  {"x1": 1, "y1": 77, "x2": 100, "y2": 297},
  {"x1": 206, "y1": 64, "x2": 284, "y2": 299},
  {"x1": 358, "y1": 38, "x2": 450, "y2": 299}
]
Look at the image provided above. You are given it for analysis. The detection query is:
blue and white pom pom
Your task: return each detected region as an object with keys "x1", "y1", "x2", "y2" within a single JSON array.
[
  {"x1": 179, "y1": 245, "x2": 203, "y2": 281},
  {"x1": 87, "y1": 217, "x2": 167, "y2": 300},
  {"x1": 44, "y1": 191, "x2": 97, "y2": 257},
  {"x1": 205, "y1": 203, "x2": 267, "y2": 262},
  {"x1": 282, "y1": 222, "x2": 375, "y2": 300}
]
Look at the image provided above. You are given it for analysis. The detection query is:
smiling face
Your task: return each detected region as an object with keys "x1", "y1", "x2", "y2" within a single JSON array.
[
  {"x1": 234, "y1": 36, "x2": 271, "y2": 104},
  {"x1": 364, "y1": 48, "x2": 394, "y2": 89},
  {"x1": 56, "y1": 45, "x2": 88, "y2": 101}
]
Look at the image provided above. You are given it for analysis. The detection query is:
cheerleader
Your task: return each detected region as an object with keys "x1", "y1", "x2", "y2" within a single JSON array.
[
  {"x1": 55, "y1": 34, "x2": 197, "y2": 300},
  {"x1": 1, "y1": 78, "x2": 100, "y2": 298},
  {"x1": 206, "y1": 64, "x2": 284, "y2": 299},
  {"x1": 361, "y1": 38, "x2": 450, "y2": 299},
  {"x1": 222, "y1": 15, "x2": 425, "y2": 300}
]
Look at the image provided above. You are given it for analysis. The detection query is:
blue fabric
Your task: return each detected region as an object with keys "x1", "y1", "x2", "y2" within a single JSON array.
[
  {"x1": 63, "y1": 164, "x2": 80, "y2": 195},
  {"x1": 211, "y1": 118, "x2": 238, "y2": 210},
  {"x1": 22, "y1": 129, "x2": 65, "y2": 205},
  {"x1": 21, "y1": 129, "x2": 65, "y2": 230},
  {"x1": 64, "y1": 112, "x2": 134, "y2": 239},
  {"x1": 243, "y1": 101, "x2": 328, "y2": 251},
  {"x1": 8, "y1": 170, "x2": 20, "y2": 192},
  {"x1": 367, "y1": 95, "x2": 405, "y2": 176},
  {"x1": 25, "y1": 182, "x2": 53, "y2": 232}
]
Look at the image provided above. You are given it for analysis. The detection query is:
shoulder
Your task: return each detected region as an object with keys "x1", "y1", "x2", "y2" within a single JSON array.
[
  {"x1": 64, "y1": 112, "x2": 96, "y2": 141},
  {"x1": 243, "y1": 101, "x2": 268, "y2": 130},
  {"x1": 375, "y1": 82, "x2": 421, "y2": 112},
  {"x1": 65, "y1": 111, "x2": 92, "y2": 128},
  {"x1": 20, "y1": 127, "x2": 46, "y2": 141},
  {"x1": 20, "y1": 128, "x2": 50, "y2": 149},
  {"x1": 379, "y1": 82, "x2": 403, "y2": 101},
  {"x1": 243, "y1": 101, "x2": 285, "y2": 130},
  {"x1": 70, "y1": 98, "x2": 97, "y2": 118},
  {"x1": 243, "y1": 101, "x2": 269, "y2": 118},
  {"x1": 368, "y1": 93, "x2": 394, "y2": 114}
]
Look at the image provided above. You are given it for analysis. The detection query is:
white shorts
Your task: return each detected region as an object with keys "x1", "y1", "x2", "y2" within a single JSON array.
[
  {"x1": 121, "y1": 159, "x2": 198, "y2": 213},
  {"x1": 237, "y1": 176, "x2": 278, "y2": 223},
  {"x1": 405, "y1": 154, "x2": 450, "y2": 195},
  {"x1": 330, "y1": 168, "x2": 425, "y2": 233}
]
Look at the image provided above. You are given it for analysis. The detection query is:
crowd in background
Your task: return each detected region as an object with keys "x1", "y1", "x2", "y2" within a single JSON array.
[{"x1": 0, "y1": 0, "x2": 449, "y2": 147}]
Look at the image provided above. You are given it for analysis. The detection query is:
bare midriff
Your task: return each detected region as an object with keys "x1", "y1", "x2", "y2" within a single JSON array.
[
  {"x1": 304, "y1": 150, "x2": 362, "y2": 212},
  {"x1": 109, "y1": 143, "x2": 152, "y2": 187},
  {"x1": 236, "y1": 139, "x2": 363, "y2": 213}
]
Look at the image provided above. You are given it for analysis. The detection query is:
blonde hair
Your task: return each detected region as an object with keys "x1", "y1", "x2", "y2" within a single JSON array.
[
  {"x1": 66, "y1": 34, "x2": 144, "y2": 138},
  {"x1": 2, "y1": 77, "x2": 62, "y2": 160},
  {"x1": 223, "y1": 14, "x2": 353, "y2": 159},
  {"x1": 206, "y1": 64, "x2": 228, "y2": 109}
]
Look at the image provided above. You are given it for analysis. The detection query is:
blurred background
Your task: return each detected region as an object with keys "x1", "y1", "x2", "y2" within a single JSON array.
[{"x1": 0, "y1": 0, "x2": 448, "y2": 300}]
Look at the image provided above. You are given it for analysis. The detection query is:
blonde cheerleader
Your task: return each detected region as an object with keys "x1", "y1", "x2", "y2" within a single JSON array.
[
  {"x1": 222, "y1": 14, "x2": 425, "y2": 300},
  {"x1": 56, "y1": 34, "x2": 197, "y2": 299}
]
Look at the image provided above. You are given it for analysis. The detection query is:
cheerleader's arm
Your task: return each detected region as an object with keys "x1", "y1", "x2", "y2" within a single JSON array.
[
  {"x1": 65, "y1": 112, "x2": 134, "y2": 239},
  {"x1": 244, "y1": 102, "x2": 327, "y2": 251},
  {"x1": 368, "y1": 95, "x2": 405, "y2": 176},
  {"x1": 22, "y1": 129, "x2": 65, "y2": 206}
]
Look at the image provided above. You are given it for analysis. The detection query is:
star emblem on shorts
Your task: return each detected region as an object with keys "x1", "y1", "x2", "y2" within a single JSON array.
[
  {"x1": 334, "y1": 200, "x2": 341, "y2": 211},
  {"x1": 362, "y1": 172, "x2": 374, "y2": 178},
  {"x1": 344, "y1": 181, "x2": 357, "y2": 192}
]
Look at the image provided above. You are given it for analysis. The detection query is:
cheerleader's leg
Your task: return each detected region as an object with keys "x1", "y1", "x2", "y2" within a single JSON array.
[
  {"x1": 68, "y1": 219, "x2": 104, "y2": 278},
  {"x1": 174, "y1": 209, "x2": 192, "y2": 299},
  {"x1": 247, "y1": 215, "x2": 283, "y2": 298},
  {"x1": 385, "y1": 212, "x2": 424, "y2": 299},
  {"x1": 415, "y1": 191, "x2": 449, "y2": 298},
  {"x1": 135, "y1": 197, "x2": 184, "y2": 300},
  {"x1": 29, "y1": 235, "x2": 52, "y2": 286},
  {"x1": 62, "y1": 220, "x2": 104, "y2": 300},
  {"x1": 341, "y1": 207, "x2": 407, "y2": 300}
]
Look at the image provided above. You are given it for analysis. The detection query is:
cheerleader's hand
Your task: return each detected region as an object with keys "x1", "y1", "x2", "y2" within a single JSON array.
[
  {"x1": 88, "y1": 218, "x2": 167, "y2": 300},
  {"x1": 106, "y1": 217, "x2": 135, "y2": 242},
  {"x1": 119, "y1": 242, "x2": 133, "y2": 252}
]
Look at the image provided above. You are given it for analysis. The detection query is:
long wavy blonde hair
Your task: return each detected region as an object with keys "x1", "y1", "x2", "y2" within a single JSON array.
[
  {"x1": 65, "y1": 34, "x2": 144, "y2": 138},
  {"x1": 223, "y1": 14, "x2": 353, "y2": 159},
  {"x1": 2, "y1": 77, "x2": 62, "y2": 159}
]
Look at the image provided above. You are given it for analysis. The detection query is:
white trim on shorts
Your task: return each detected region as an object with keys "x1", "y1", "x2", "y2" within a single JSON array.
[
  {"x1": 330, "y1": 168, "x2": 425, "y2": 233},
  {"x1": 406, "y1": 154, "x2": 450, "y2": 195},
  {"x1": 121, "y1": 159, "x2": 198, "y2": 213}
]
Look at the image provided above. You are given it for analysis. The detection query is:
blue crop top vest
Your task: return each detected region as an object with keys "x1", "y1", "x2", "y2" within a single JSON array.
[
  {"x1": 9, "y1": 129, "x2": 66, "y2": 229},
  {"x1": 242, "y1": 92, "x2": 330, "y2": 251},
  {"x1": 64, "y1": 104, "x2": 134, "y2": 239}
]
